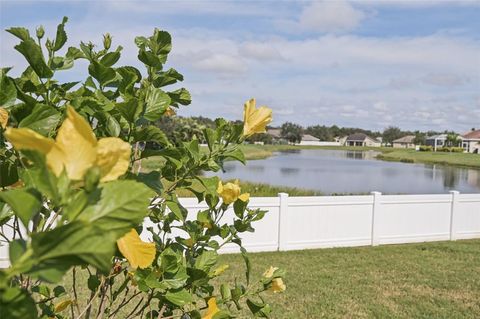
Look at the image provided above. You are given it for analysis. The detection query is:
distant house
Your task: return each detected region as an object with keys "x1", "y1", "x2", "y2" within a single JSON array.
[
  {"x1": 425, "y1": 134, "x2": 448, "y2": 151},
  {"x1": 345, "y1": 133, "x2": 381, "y2": 147},
  {"x1": 266, "y1": 128, "x2": 283, "y2": 143},
  {"x1": 393, "y1": 135, "x2": 416, "y2": 149},
  {"x1": 335, "y1": 136, "x2": 348, "y2": 145},
  {"x1": 462, "y1": 130, "x2": 480, "y2": 153},
  {"x1": 297, "y1": 134, "x2": 320, "y2": 146}
]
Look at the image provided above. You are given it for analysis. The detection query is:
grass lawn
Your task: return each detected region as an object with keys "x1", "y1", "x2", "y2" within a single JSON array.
[
  {"x1": 376, "y1": 149, "x2": 480, "y2": 169},
  {"x1": 218, "y1": 239, "x2": 480, "y2": 318},
  {"x1": 60, "y1": 239, "x2": 480, "y2": 318}
]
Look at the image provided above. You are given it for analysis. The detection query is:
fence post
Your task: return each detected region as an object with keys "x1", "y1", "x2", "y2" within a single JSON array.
[
  {"x1": 370, "y1": 191, "x2": 382, "y2": 246},
  {"x1": 449, "y1": 190, "x2": 459, "y2": 241},
  {"x1": 277, "y1": 193, "x2": 289, "y2": 251}
]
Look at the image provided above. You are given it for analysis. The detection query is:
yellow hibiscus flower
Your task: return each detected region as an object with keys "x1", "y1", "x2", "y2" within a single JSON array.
[
  {"x1": 217, "y1": 180, "x2": 249, "y2": 205},
  {"x1": 0, "y1": 107, "x2": 8, "y2": 129},
  {"x1": 270, "y1": 278, "x2": 286, "y2": 293},
  {"x1": 117, "y1": 229, "x2": 156, "y2": 269},
  {"x1": 243, "y1": 98, "x2": 272, "y2": 137},
  {"x1": 263, "y1": 266, "x2": 286, "y2": 293},
  {"x1": 202, "y1": 297, "x2": 220, "y2": 319},
  {"x1": 4, "y1": 106, "x2": 131, "y2": 182}
]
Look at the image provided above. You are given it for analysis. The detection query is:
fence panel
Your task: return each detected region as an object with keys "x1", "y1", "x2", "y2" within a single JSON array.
[
  {"x1": 1, "y1": 192, "x2": 480, "y2": 268},
  {"x1": 378, "y1": 194, "x2": 452, "y2": 244}
]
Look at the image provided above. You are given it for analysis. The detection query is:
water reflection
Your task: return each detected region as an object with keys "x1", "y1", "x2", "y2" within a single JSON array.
[
  {"x1": 207, "y1": 149, "x2": 480, "y2": 194},
  {"x1": 280, "y1": 167, "x2": 300, "y2": 175}
]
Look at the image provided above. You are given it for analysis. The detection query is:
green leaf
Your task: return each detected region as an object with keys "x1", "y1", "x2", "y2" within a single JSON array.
[
  {"x1": 14, "y1": 39, "x2": 53, "y2": 78},
  {"x1": 152, "y1": 68, "x2": 183, "y2": 87},
  {"x1": 220, "y1": 283, "x2": 231, "y2": 300},
  {"x1": 30, "y1": 221, "x2": 118, "y2": 276},
  {"x1": 194, "y1": 250, "x2": 218, "y2": 272},
  {"x1": 117, "y1": 66, "x2": 141, "y2": 94},
  {"x1": 233, "y1": 199, "x2": 248, "y2": 219},
  {"x1": 53, "y1": 285, "x2": 66, "y2": 297},
  {"x1": 144, "y1": 87, "x2": 171, "y2": 121},
  {"x1": 165, "y1": 288, "x2": 192, "y2": 306},
  {"x1": 134, "y1": 171, "x2": 163, "y2": 193},
  {"x1": 223, "y1": 148, "x2": 246, "y2": 164},
  {"x1": 100, "y1": 51, "x2": 121, "y2": 67},
  {"x1": 240, "y1": 247, "x2": 251, "y2": 285},
  {"x1": 18, "y1": 151, "x2": 60, "y2": 203},
  {"x1": 133, "y1": 126, "x2": 170, "y2": 146},
  {"x1": 116, "y1": 98, "x2": 141, "y2": 123},
  {"x1": 50, "y1": 56, "x2": 74, "y2": 70},
  {"x1": 66, "y1": 46, "x2": 85, "y2": 60},
  {"x1": 32, "y1": 285, "x2": 50, "y2": 298},
  {"x1": 105, "y1": 113, "x2": 121, "y2": 137},
  {"x1": 0, "y1": 160, "x2": 19, "y2": 188},
  {"x1": 53, "y1": 16, "x2": 68, "y2": 52},
  {"x1": 0, "y1": 203, "x2": 13, "y2": 226},
  {"x1": 246, "y1": 299, "x2": 271, "y2": 318},
  {"x1": 6, "y1": 27, "x2": 31, "y2": 41},
  {"x1": 168, "y1": 88, "x2": 191, "y2": 106},
  {"x1": 151, "y1": 29, "x2": 172, "y2": 62},
  {"x1": 0, "y1": 188, "x2": 42, "y2": 227},
  {"x1": 87, "y1": 275, "x2": 101, "y2": 291},
  {"x1": 203, "y1": 128, "x2": 217, "y2": 152},
  {"x1": 0, "y1": 287, "x2": 38, "y2": 319},
  {"x1": 166, "y1": 198, "x2": 188, "y2": 222},
  {"x1": 0, "y1": 69, "x2": 17, "y2": 108},
  {"x1": 88, "y1": 61, "x2": 116, "y2": 86},
  {"x1": 19, "y1": 104, "x2": 61, "y2": 135},
  {"x1": 138, "y1": 49, "x2": 162, "y2": 68},
  {"x1": 9, "y1": 239, "x2": 27, "y2": 265},
  {"x1": 74, "y1": 180, "x2": 154, "y2": 235}
]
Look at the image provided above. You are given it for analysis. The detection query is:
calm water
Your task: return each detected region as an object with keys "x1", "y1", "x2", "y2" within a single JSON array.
[{"x1": 209, "y1": 149, "x2": 480, "y2": 194}]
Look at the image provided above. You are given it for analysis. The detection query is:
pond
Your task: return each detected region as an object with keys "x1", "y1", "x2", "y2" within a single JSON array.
[{"x1": 208, "y1": 149, "x2": 480, "y2": 195}]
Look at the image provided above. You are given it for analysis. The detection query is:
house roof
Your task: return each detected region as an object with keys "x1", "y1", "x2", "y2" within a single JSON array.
[
  {"x1": 426, "y1": 134, "x2": 448, "y2": 140},
  {"x1": 267, "y1": 128, "x2": 282, "y2": 138},
  {"x1": 393, "y1": 135, "x2": 415, "y2": 144},
  {"x1": 462, "y1": 130, "x2": 480, "y2": 140},
  {"x1": 346, "y1": 133, "x2": 373, "y2": 142},
  {"x1": 301, "y1": 134, "x2": 320, "y2": 142}
]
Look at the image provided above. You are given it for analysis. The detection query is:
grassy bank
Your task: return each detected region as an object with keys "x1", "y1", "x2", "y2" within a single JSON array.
[
  {"x1": 174, "y1": 180, "x2": 318, "y2": 197},
  {"x1": 218, "y1": 239, "x2": 480, "y2": 318},
  {"x1": 376, "y1": 149, "x2": 480, "y2": 169}
]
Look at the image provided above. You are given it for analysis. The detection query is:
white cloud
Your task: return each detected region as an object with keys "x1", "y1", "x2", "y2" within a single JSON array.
[
  {"x1": 239, "y1": 42, "x2": 284, "y2": 61},
  {"x1": 191, "y1": 53, "x2": 247, "y2": 76},
  {"x1": 299, "y1": 0, "x2": 367, "y2": 33},
  {"x1": 421, "y1": 73, "x2": 470, "y2": 87}
]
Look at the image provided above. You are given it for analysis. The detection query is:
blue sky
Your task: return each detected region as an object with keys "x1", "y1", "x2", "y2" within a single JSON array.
[{"x1": 1, "y1": 0, "x2": 479, "y2": 132}]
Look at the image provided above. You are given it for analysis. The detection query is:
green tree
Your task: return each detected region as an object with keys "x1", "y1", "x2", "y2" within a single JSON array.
[
  {"x1": 281, "y1": 122, "x2": 303, "y2": 144},
  {"x1": 382, "y1": 126, "x2": 403, "y2": 146}
]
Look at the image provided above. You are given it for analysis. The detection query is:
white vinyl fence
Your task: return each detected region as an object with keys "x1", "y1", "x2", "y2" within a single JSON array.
[{"x1": 1, "y1": 191, "x2": 480, "y2": 267}]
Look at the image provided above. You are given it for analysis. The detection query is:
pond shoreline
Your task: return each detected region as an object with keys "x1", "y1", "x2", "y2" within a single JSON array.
[{"x1": 241, "y1": 145, "x2": 480, "y2": 169}]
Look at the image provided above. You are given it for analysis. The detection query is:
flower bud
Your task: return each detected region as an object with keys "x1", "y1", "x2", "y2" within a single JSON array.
[
  {"x1": 103, "y1": 33, "x2": 112, "y2": 50},
  {"x1": 36, "y1": 25, "x2": 45, "y2": 39}
]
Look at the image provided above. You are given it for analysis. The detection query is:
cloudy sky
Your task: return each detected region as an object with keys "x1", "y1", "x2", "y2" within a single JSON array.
[{"x1": 1, "y1": 0, "x2": 479, "y2": 132}]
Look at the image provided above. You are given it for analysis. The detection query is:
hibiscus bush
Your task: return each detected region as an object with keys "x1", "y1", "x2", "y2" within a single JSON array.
[{"x1": 0, "y1": 18, "x2": 285, "y2": 318}]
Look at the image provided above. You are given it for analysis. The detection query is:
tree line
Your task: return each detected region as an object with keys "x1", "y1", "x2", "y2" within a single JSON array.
[{"x1": 156, "y1": 116, "x2": 468, "y2": 146}]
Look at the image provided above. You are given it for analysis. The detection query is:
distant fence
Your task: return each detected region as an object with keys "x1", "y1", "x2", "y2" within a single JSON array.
[{"x1": 2, "y1": 191, "x2": 480, "y2": 267}]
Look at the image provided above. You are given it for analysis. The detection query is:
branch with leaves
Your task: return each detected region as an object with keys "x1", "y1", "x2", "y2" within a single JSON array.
[{"x1": 0, "y1": 17, "x2": 284, "y2": 319}]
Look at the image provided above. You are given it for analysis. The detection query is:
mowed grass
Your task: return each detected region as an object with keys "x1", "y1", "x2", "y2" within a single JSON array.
[
  {"x1": 377, "y1": 149, "x2": 480, "y2": 169},
  {"x1": 218, "y1": 239, "x2": 480, "y2": 318},
  {"x1": 59, "y1": 239, "x2": 480, "y2": 318}
]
